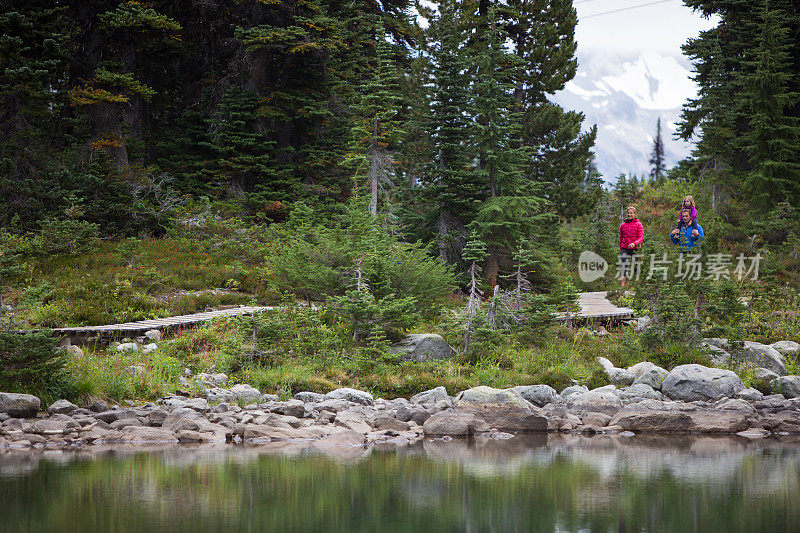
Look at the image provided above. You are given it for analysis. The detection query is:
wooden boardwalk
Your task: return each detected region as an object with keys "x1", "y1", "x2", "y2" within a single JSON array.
[
  {"x1": 561, "y1": 291, "x2": 635, "y2": 321},
  {"x1": 14, "y1": 291, "x2": 630, "y2": 342},
  {"x1": 16, "y1": 306, "x2": 274, "y2": 344}
]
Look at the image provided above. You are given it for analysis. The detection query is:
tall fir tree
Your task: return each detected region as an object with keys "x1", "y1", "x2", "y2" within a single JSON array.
[{"x1": 649, "y1": 117, "x2": 666, "y2": 183}]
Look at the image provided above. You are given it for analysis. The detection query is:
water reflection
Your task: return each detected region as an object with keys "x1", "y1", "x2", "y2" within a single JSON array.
[{"x1": 1, "y1": 435, "x2": 800, "y2": 532}]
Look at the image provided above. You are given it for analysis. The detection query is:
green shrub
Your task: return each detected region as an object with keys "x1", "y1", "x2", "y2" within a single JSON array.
[
  {"x1": 33, "y1": 218, "x2": 100, "y2": 255},
  {"x1": 536, "y1": 366, "x2": 573, "y2": 393},
  {"x1": 0, "y1": 331, "x2": 76, "y2": 402},
  {"x1": 586, "y1": 368, "x2": 610, "y2": 389}
]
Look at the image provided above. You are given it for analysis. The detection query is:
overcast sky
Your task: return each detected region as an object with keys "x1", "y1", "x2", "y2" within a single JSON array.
[{"x1": 574, "y1": 0, "x2": 718, "y2": 55}]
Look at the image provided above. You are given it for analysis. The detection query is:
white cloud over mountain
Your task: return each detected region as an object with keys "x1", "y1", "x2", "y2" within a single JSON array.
[{"x1": 553, "y1": 50, "x2": 697, "y2": 183}]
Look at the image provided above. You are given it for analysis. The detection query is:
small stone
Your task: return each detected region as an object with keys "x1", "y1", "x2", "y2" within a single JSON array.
[
  {"x1": 294, "y1": 392, "x2": 326, "y2": 403},
  {"x1": 142, "y1": 343, "x2": 158, "y2": 354},
  {"x1": 116, "y1": 342, "x2": 140, "y2": 353},
  {"x1": 48, "y1": 399, "x2": 79, "y2": 415},
  {"x1": 144, "y1": 329, "x2": 162, "y2": 342}
]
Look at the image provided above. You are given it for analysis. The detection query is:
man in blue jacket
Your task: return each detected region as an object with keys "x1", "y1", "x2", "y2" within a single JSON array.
[{"x1": 670, "y1": 209, "x2": 704, "y2": 252}]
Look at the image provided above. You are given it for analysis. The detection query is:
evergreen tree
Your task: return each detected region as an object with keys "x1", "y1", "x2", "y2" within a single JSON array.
[
  {"x1": 742, "y1": 0, "x2": 800, "y2": 209},
  {"x1": 422, "y1": 0, "x2": 481, "y2": 262},
  {"x1": 344, "y1": 20, "x2": 405, "y2": 216},
  {"x1": 649, "y1": 117, "x2": 666, "y2": 183}
]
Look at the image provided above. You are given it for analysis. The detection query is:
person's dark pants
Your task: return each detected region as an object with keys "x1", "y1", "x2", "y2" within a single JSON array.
[{"x1": 619, "y1": 248, "x2": 635, "y2": 278}]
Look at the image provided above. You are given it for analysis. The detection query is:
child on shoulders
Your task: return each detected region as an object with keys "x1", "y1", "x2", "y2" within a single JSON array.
[{"x1": 671, "y1": 195, "x2": 700, "y2": 238}]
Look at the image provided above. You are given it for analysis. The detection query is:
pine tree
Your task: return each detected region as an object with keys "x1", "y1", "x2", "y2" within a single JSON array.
[
  {"x1": 649, "y1": 117, "x2": 666, "y2": 183},
  {"x1": 461, "y1": 230, "x2": 487, "y2": 353},
  {"x1": 742, "y1": 0, "x2": 800, "y2": 209},
  {"x1": 423, "y1": 0, "x2": 481, "y2": 262},
  {"x1": 343, "y1": 19, "x2": 405, "y2": 216},
  {"x1": 502, "y1": 0, "x2": 597, "y2": 220}
]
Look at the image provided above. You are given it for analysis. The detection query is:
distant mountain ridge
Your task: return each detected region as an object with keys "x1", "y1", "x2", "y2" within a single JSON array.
[{"x1": 553, "y1": 50, "x2": 696, "y2": 183}]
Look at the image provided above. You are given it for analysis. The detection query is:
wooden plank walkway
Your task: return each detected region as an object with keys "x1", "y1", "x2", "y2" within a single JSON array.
[
  {"x1": 561, "y1": 291, "x2": 635, "y2": 321},
  {"x1": 16, "y1": 306, "x2": 275, "y2": 338}
]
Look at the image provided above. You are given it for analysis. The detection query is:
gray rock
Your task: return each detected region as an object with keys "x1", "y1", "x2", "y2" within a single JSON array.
[
  {"x1": 47, "y1": 399, "x2": 79, "y2": 415},
  {"x1": 566, "y1": 387, "x2": 622, "y2": 415},
  {"x1": 372, "y1": 416, "x2": 410, "y2": 432},
  {"x1": 146, "y1": 409, "x2": 169, "y2": 427},
  {"x1": 161, "y1": 407, "x2": 204, "y2": 432},
  {"x1": 633, "y1": 366, "x2": 669, "y2": 390},
  {"x1": 627, "y1": 361, "x2": 658, "y2": 379},
  {"x1": 455, "y1": 386, "x2": 532, "y2": 410},
  {"x1": 142, "y1": 343, "x2": 158, "y2": 354},
  {"x1": 770, "y1": 376, "x2": 800, "y2": 398},
  {"x1": 109, "y1": 418, "x2": 144, "y2": 430},
  {"x1": 116, "y1": 342, "x2": 139, "y2": 353},
  {"x1": 315, "y1": 399, "x2": 352, "y2": 413},
  {"x1": 334, "y1": 410, "x2": 372, "y2": 434},
  {"x1": 390, "y1": 334, "x2": 455, "y2": 362},
  {"x1": 596, "y1": 357, "x2": 614, "y2": 372},
  {"x1": 755, "y1": 367, "x2": 779, "y2": 383},
  {"x1": 184, "y1": 398, "x2": 210, "y2": 413},
  {"x1": 560, "y1": 385, "x2": 588, "y2": 399},
  {"x1": 510, "y1": 385, "x2": 558, "y2": 407},
  {"x1": 736, "y1": 387, "x2": 764, "y2": 402},
  {"x1": 422, "y1": 411, "x2": 480, "y2": 437},
  {"x1": 30, "y1": 415, "x2": 80, "y2": 435},
  {"x1": 607, "y1": 367, "x2": 635, "y2": 387},
  {"x1": 703, "y1": 338, "x2": 786, "y2": 375},
  {"x1": 618, "y1": 383, "x2": 663, "y2": 403},
  {"x1": 269, "y1": 400, "x2": 306, "y2": 418},
  {"x1": 635, "y1": 316, "x2": 652, "y2": 332},
  {"x1": 83, "y1": 399, "x2": 109, "y2": 413},
  {"x1": 661, "y1": 364, "x2": 745, "y2": 402},
  {"x1": 410, "y1": 387, "x2": 451, "y2": 406},
  {"x1": 230, "y1": 384, "x2": 264, "y2": 404},
  {"x1": 771, "y1": 341, "x2": 800, "y2": 358},
  {"x1": 396, "y1": 406, "x2": 431, "y2": 426},
  {"x1": 198, "y1": 372, "x2": 229, "y2": 387},
  {"x1": 144, "y1": 329, "x2": 162, "y2": 341},
  {"x1": 0, "y1": 393, "x2": 41, "y2": 418},
  {"x1": 294, "y1": 392, "x2": 326, "y2": 403},
  {"x1": 119, "y1": 426, "x2": 178, "y2": 444},
  {"x1": 93, "y1": 409, "x2": 138, "y2": 423},
  {"x1": 715, "y1": 398, "x2": 756, "y2": 414},
  {"x1": 206, "y1": 388, "x2": 236, "y2": 404},
  {"x1": 325, "y1": 388, "x2": 374, "y2": 406}
]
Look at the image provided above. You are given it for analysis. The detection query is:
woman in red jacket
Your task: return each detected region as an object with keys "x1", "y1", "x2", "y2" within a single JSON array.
[{"x1": 619, "y1": 206, "x2": 644, "y2": 287}]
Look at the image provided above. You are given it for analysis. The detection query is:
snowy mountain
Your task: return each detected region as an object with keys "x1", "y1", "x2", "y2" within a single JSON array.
[{"x1": 552, "y1": 50, "x2": 697, "y2": 183}]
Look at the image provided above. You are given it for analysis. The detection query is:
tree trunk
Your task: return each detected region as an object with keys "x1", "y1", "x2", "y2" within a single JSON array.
[
  {"x1": 369, "y1": 118, "x2": 379, "y2": 216},
  {"x1": 485, "y1": 244, "x2": 499, "y2": 289}
]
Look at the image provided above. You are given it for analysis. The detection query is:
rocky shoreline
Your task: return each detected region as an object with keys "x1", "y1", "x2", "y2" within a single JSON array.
[{"x1": 3, "y1": 359, "x2": 800, "y2": 451}]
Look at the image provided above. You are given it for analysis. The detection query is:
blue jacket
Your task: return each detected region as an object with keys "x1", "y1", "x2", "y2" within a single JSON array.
[{"x1": 671, "y1": 222, "x2": 704, "y2": 251}]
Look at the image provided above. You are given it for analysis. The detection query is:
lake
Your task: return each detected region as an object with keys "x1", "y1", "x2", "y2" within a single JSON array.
[{"x1": 2, "y1": 434, "x2": 799, "y2": 532}]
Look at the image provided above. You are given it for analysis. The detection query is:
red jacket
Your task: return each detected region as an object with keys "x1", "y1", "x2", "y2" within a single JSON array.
[{"x1": 619, "y1": 218, "x2": 644, "y2": 250}]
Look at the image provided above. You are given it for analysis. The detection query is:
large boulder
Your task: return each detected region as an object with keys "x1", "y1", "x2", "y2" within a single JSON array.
[
  {"x1": 206, "y1": 388, "x2": 236, "y2": 404},
  {"x1": 230, "y1": 384, "x2": 264, "y2": 404},
  {"x1": 597, "y1": 357, "x2": 635, "y2": 387},
  {"x1": 771, "y1": 341, "x2": 800, "y2": 359},
  {"x1": 509, "y1": 385, "x2": 558, "y2": 407},
  {"x1": 610, "y1": 408, "x2": 694, "y2": 433},
  {"x1": 0, "y1": 393, "x2": 40, "y2": 418},
  {"x1": 629, "y1": 363, "x2": 669, "y2": 390},
  {"x1": 410, "y1": 387, "x2": 452, "y2": 406},
  {"x1": 618, "y1": 383, "x2": 663, "y2": 403},
  {"x1": 703, "y1": 338, "x2": 786, "y2": 375},
  {"x1": 566, "y1": 386, "x2": 623, "y2": 415},
  {"x1": 661, "y1": 364, "x2": 745, "y2": 402},
  {"x1": 422, "y1": 411, "x2": 480, "y2": 437},
  {"x1": 770, "y1": 376, "x2": 800, "y2": 399},
  {"x1": 390, "y1": 334, "x2": 455, "y2": 363},
  {"x1": 294, "y1": 392, "x2": 326, "y2": 403},
  {"x1": 325, "y1": 388, "x2": 374, "y2": 406},
  {"x1": 455, "y1": 386, "x2": 532, "y2": 410}
]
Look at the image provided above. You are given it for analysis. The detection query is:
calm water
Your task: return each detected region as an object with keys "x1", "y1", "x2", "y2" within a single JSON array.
[{"x1": 1, "y1": 435, "x2": 800, "y2": 532}]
